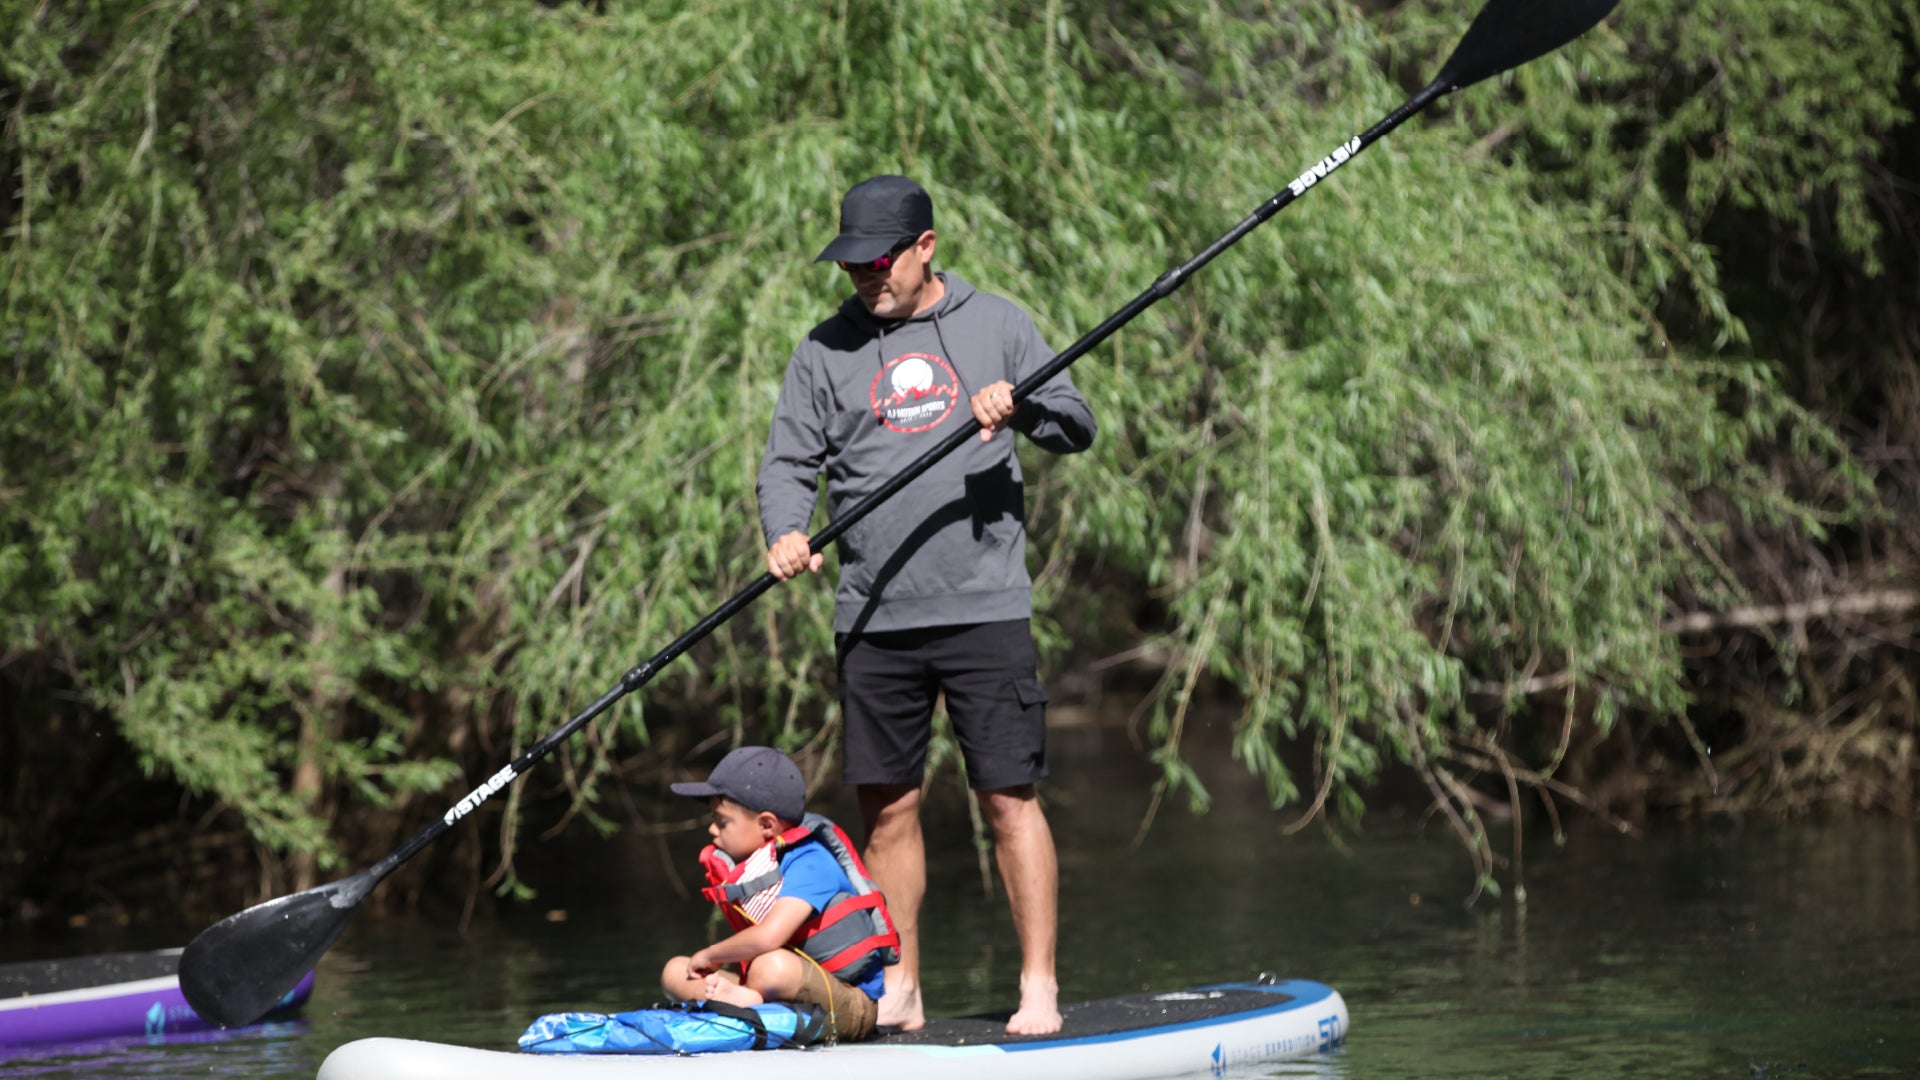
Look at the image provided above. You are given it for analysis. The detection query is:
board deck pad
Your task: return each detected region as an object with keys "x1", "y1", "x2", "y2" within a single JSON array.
[{"x1": 873, "y1": 983, "x2": 1302, "y2": 1046}]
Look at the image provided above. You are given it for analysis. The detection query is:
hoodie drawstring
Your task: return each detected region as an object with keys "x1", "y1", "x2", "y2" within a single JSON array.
[{"x1": 930, "y1": 308, "x2": 971, "y2": 399}]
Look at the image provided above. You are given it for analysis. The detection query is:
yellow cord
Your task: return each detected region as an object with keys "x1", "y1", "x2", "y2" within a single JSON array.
[{"x1": 794, "y1": 946, "x2": 840, "y2": 1045}]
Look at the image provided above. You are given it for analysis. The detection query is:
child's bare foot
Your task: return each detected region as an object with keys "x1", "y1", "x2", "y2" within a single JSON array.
[
  {"x1": 876, "y1": 982, "x2": 925, "y2": 1031},
  {"x1": 1005, "y1": 975, "x2": 1061, "y2": 1035},
  {"x1": 702, "y1": 975, "x2": 764, "y2": 1008}
]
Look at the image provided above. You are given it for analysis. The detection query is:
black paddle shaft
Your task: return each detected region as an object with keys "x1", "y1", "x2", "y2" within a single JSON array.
[
  {"x1": 180, "y1": 0, "x2": 1623, "y2": 1030},
  {"x1": 179, "y1": 103, "x2": 1437, "y2": 1029},
  {"x1": 410, "y1": 80, "x2": 1451, "y2": 859},
  {"x1": 392, "y1": 0, "x2": 1624, "y2": 880}
]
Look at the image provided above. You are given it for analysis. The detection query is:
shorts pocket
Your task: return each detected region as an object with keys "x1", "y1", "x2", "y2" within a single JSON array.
[{"x1": 1013, "y1": 677, "x2": 1049, "y2": 708}]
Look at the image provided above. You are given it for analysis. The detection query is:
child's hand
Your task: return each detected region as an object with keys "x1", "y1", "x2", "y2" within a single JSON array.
[{"x1": 687, "y1": 948, "x2": 720, "y2": 978}]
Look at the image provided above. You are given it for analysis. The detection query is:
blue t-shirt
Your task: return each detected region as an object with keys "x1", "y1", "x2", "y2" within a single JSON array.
[{"x1": 776, "y1": 841, "x2": 887, "y2": 1000}]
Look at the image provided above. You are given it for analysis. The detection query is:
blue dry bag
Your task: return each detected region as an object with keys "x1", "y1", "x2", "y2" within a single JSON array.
[{"x1": 519, "y1": 1000, "x2": 827, "y2": 1055}]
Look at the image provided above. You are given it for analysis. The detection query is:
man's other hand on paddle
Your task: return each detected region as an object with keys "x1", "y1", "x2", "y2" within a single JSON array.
[{"x1": 767, "y1": 530, "x2": 823, "y2": 580}]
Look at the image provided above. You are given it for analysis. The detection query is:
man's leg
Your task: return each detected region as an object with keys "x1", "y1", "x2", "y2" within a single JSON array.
[
  {"x1": 980, "y1": 785, "x2": 1061, "y2": 1035},
  {"x1": 939, "y1": 620, "x2": 1059, "y2": 1034},
  {"x1": 859, "y1": 782, "x2": 926, "y2": 1030},
  {"x1": 838, "y1": 628, "x2": 936, "y2": 1031}
]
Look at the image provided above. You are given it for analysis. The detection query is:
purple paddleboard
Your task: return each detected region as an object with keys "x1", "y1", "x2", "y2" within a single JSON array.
[{"x1": 0, "y1": 948, "x2": 313, "y2": 1047}]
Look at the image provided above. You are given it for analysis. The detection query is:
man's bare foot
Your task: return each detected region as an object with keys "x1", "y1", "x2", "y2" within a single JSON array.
[
  {"x1": 876, "y1": 982, "x2": 925, "y2": 1031},
  {"x1": 702, "y1": 975, "x2": 764, "y2": 1008},
  {"x1": 1005, "y1": 975, "x2": 1061, "y2": 1035}
]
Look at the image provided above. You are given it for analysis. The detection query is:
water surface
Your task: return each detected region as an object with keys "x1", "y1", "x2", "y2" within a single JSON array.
[{"x1": 5, "y1": 715, "x2": 1917, "y2": 1078}]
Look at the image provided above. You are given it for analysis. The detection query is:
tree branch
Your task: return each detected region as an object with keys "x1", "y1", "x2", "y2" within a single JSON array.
[{"x1": 1663, "y1": 589, "x2": 1920, "y2": 634}]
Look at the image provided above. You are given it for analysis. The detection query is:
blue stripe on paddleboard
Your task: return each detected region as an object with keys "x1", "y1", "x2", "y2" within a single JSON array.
[{"x1": 997, "y1": 981, "x2": 1337, "y2": 1053}]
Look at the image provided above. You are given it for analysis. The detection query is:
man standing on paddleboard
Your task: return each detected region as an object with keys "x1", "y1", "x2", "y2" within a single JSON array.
[{"x1": 757, "y1": 175, "x2": 1096, "y2": 1035}]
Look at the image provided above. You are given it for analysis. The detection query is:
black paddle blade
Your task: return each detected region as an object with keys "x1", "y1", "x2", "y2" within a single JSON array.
[
  {"x1": 1434, "y1": 0, "x2": 1621, "y2": 92},
  {"x1": 178, "y1": 869, "x2": 376, "y2": 1027}
]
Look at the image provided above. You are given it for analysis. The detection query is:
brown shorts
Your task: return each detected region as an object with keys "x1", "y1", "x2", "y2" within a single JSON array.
[{"x1": 788, "y1": 954, "x2": 877, "y2": 1043}]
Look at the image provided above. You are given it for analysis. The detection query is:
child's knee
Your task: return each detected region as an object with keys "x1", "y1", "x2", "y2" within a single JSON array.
[
  {"x1": 743, "y1": 949, "x2": 803, "y2": 997},
  {"x1": 660, "y1": 955, "x2": 695, "y2": 998}
]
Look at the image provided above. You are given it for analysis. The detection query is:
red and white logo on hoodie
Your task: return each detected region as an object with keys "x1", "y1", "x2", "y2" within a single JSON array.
[{"x1": 870, "y1": 353, "x2": 961, "y2": 433}]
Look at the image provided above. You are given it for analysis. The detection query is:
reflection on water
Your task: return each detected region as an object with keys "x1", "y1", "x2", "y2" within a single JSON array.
[{"x1": 4, "y1": 711, "x2": 1918, "y2": 1078}]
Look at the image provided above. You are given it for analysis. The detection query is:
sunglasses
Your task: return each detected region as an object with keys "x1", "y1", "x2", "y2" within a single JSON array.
[{"x1": 838, "y1": 236, "x2": 919, "y2": 274}]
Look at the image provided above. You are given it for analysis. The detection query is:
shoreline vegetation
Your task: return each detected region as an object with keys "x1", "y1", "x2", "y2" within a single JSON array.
[{"x1": 4, "y1": 0, "x2": 1916, "y2": 925}]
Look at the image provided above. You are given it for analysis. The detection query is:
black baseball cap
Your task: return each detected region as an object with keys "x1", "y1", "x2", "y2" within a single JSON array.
[
  {"x1": 670, "y1": 746, "x2": 806, "y2": 822},
  {"x1": 814, "y1": 175, "x2": 934, "y2": 264}
]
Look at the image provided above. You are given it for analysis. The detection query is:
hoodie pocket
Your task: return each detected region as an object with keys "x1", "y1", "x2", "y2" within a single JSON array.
[{"x1": 964, "y1": 463, "x2": 1023, "y2": 544}]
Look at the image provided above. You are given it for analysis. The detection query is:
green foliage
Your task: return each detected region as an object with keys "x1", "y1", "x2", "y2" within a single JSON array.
[
  {"x1": 0, "y1": 0, "x2": 1885, "y2": 895},
  {"x1": 1388, "y1": 0, "x2": 1920, "y2": 337}
]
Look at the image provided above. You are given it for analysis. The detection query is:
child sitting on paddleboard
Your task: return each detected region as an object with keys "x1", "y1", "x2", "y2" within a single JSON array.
[{"x1": 663, "y1": 746, "x2": 898, "y2": 1043}]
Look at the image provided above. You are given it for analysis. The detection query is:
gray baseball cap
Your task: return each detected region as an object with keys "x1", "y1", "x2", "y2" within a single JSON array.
[{"x1": 670, "y1": 746, "x2": 806, "y2": 822}]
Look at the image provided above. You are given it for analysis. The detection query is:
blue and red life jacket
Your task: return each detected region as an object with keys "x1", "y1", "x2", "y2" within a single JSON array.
[{"x1": 698, "y1": 812, "x2": 899, "y2": 986}]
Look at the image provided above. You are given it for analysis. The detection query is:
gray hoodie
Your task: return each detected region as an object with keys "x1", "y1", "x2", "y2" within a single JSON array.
[{"x1": 758, "y1": 272, "x2": 1096, "y2": 634}]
